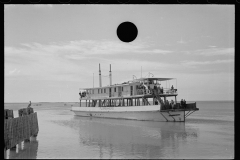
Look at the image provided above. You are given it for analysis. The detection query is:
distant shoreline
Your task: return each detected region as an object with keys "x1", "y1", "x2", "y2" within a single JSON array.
[{"x1": 4, "y1": 100, "x2": 234, "y2": 104}]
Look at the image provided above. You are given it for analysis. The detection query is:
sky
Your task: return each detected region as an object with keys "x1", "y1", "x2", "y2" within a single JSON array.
[{"x1": 4, "y1": 4, "x2": 234, "y2": 102}]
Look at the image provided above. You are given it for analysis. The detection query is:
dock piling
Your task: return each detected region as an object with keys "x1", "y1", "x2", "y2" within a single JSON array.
[{"x1": 4, "y1": 107, "x2": 39, "y2": 156}]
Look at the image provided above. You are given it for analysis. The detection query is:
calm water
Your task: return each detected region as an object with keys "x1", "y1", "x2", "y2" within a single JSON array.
[{"x1": 4, "y1": 101, "x2": 234, "y2": 159}]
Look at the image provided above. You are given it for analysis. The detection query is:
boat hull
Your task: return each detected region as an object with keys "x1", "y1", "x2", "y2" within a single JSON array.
[{"x1": 71, "y1": 106, "x2": 185, "y2": 122}]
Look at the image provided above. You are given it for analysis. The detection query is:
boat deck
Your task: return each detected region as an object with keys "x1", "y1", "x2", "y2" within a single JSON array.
[
  {"x1": 81, "y1": 93, "x2": 178, "y2": 100},
  {"x1": 160, "y1": 108, "x2": 199, "y2": 112}
]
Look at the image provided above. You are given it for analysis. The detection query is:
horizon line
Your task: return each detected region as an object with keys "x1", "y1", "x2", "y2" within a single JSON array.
[{"x1": 4, "y1": 100, "x2": 234, "y2": 103}]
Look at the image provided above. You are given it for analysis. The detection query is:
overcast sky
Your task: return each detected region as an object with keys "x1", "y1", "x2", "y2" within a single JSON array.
[{"x1": 4, "y1": 5, "x2": 234, "y2": 102}]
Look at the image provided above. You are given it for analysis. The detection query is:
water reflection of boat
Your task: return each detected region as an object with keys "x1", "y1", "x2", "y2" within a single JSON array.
[
  {"x1": 7, "y1": 137, "x2": 38, "y2": 159},
  {"x1": 72, "y1": 116, "x2": 199, "y2": 158}
]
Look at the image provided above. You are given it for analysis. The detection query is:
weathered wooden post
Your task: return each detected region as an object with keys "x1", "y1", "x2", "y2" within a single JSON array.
[
  {"x1": 4, "y1": 109, "x2": 14, "y2": 119},
  {"x1": 4, "y1": 107, "x2": 39, "y2": 158}
]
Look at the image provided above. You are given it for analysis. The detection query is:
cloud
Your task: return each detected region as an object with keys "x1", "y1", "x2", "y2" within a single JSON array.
[
  {"x1": 5, "y1": 4, "x2": 53, "y2": 11},
  {"x1": 14, "y1": 40, "x2": 173, "y2": 58},
  {"x1": 4, "y1": 40, "x2": 174, "y2": 81},
  {"x1": 33, "y1": 4, "x2": 53, "y2": 8},
  {"x1": 185, "y1": 47, "x2": 234, "y2": 56},
  {"x1": 182, "y1": 59, "x2": 234, "y2": 67},
  {"x1": 4, "y1": 4, "x2": 16, "y2": 10},
  {"x1": 200, "y1": 35, "x2": 213, "y2": 38},
  {"x1": 6, "y1": 68, "x2": 21, "y2": 76},
  {"x1": 8, "y1": 68, "x2": 17, "y2": 75},
  {"x1": 208, "y1": 45, "x2": 217, "y2": 48},
  {"x1": 177, "y1": 37, "x2": 189, "y2": 44},
  {"x1": 145, "y1": 49, "x2": 172, "y2": 54}
]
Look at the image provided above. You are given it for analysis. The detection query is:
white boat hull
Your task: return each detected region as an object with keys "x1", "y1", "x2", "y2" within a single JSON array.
[{"x1": 71, "y1": 105, "x2": 185, "y2": 122}]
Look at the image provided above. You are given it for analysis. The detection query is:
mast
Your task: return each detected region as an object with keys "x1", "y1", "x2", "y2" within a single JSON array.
[
  {"x1": 109, "y1": 64, "x2": 112, "y2": 86},
  {"x1": 99, "y1": 63, "x2": 102, "y2": 87}
]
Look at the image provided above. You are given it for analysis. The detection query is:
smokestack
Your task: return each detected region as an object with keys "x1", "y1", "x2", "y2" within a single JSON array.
[
  {"x1": 109, "y1": 64, "x2": 112, "y2": 86},
  {"x1": 99, "y1": 63, "x2": 102, "y2": 87}
]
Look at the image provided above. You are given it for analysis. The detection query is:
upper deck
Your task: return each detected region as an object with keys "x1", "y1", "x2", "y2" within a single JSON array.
[{"x1": 79, "y1": 77, "x2": 178, "y2": 100}]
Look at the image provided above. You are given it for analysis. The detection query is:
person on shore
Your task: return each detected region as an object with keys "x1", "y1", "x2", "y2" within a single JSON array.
[
  {"x1": 27, "y1": 101, "x2": 31, "y2": 108},
  {"x1": 171, "y1": 85, "x2": 174, "y2": 90},
  {"x1": 27, "y1": 101, "x2": 32, "y2": 114}
]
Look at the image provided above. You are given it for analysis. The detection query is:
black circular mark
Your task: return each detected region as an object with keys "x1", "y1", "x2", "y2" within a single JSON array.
[
  {"x1": 177, "y1": 0, "x2": 190, "y2": 3},
  {"x1": 88, "y1": 0, "x2": 100, "y2": 3},
  {"x1": 28, "y1": 0, "x2": 41, "y2": 3},
  {"x1": 237, "y1": 0, "x2": 240, "y2": 3},
  {"x1": 117, "y1": 0, "x2": 130, "y2": 3},
  {"x1": 117, "y1": 21, "x2": 138, "y2": 43},
  {"x1": 147, "y1": 0, "x2": 160, "y2": 3}
]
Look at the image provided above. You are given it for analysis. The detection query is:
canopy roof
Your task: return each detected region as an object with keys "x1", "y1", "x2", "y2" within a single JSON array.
[{"x1": 135, "y1": 77, "x2": 175, "y2": 81}]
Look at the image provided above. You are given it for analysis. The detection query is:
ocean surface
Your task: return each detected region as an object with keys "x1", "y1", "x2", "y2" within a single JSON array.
[{"x1": 4, "y1": 101, "x2": 234, "y2": 159}]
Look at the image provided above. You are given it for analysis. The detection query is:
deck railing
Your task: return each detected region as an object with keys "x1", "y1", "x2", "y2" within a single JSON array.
[
  {"x1": 81, "y1": 88, "x2": 178, "y2": 99},
  {"x1": 161, "y1": 102, "x2": 196, "y2": 110},
  {"x1": 136, "y1": 88, "x2": 177, "y2": 95},
  {"x1": 185, "y1": 102, "x2": 197, "y2": 109}
]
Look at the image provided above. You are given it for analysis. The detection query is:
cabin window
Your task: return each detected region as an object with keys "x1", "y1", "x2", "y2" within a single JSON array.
[
  {"x1": 114, "y1": 88, "x2": 116, "y2": 92},
  {"x1": 104, "y1": 88, "x2": 106, "y2": 93},
  {"x1": 122, "y1": 87, "x2": 123, "y2": 91},
  {"x1": 130, "y1": 86, "x2": 133, "y2": 96},
  {"x1": 101, "y1": 89, "x2": 103, "y2": 93},
  {"x1": 98, "y1": 89, "x2": 99, "y2": 94}
]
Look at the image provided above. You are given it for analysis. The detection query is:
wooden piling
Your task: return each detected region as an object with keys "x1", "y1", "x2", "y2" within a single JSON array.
[
  {"x1": 4, "y1": 109, "x2": 14, "y2": 119},
  {"x1": 4, "y1": 108, "x2": 39, "y2": 152}
]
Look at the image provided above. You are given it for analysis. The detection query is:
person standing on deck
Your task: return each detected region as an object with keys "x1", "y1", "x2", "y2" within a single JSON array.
[
  {"x1": 170, "y1": 100, "x2": 174, "y2": 109},
  {"x1": 183, "y1": 99, "x2": 186, "y2": 108},
  {"x1": 160, "y1": 99, "x2": 165, "y2": 110},
  {"x1": 157, "y1": 84, "x2": 161, "y2": 94},
  {"x1": 154, "y1": 85, "x2": 157, "y2": 94},
  {"x1": 180, "y1": 99, "x2": 183, "y2": 108}
]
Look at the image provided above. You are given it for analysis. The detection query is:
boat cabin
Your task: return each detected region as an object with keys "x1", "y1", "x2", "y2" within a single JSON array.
[{"x1": 79, "y1": 78, "x2": 177, "y2": 100}]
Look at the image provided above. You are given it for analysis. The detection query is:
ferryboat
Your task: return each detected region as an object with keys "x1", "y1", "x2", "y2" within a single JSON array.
[{"x1": 71, "y1": 64, "x2": 199, "y2": 122}]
